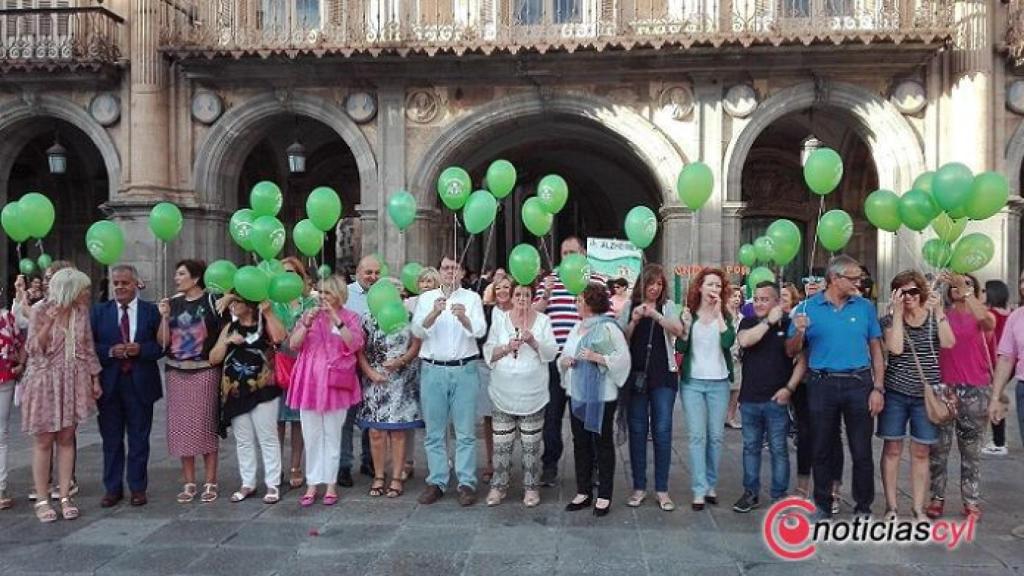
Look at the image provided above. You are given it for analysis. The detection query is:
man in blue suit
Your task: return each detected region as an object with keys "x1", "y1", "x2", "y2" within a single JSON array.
[{"x1": 91, "y1": 264, "x2": 164, "y2": 507}]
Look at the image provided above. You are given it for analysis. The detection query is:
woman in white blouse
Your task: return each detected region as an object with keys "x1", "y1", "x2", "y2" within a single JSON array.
[
  {"x1": 483, "y1": 281, "x2": 557, "y2": 507},
  {"x1": 559, "y1": 282, "x2": 631, "y2": 517}
]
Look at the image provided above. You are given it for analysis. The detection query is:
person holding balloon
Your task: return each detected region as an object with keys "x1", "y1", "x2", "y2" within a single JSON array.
[
  {"x1": 475, "y1": 274, "x2": 514, "y2": 486},
  {"x1": 158, "y1": 260, "x2": 226, "y2": 504}
]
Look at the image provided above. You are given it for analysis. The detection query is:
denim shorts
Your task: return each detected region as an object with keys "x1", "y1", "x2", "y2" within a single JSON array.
[{"x1": 876, "y1": 389, "x2": 938, "y2": 445}]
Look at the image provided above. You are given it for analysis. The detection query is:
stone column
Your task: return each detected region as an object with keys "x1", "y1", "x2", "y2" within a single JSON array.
[
  {"x1": 377, "y1": 84, "x2": 407, "y2": 271},
  {"x1": 126, "y1": 0, "x2": 169, "y2": 195},
  {"x1": 693, "y1": 78, "x2": 725, "y2": 265}
]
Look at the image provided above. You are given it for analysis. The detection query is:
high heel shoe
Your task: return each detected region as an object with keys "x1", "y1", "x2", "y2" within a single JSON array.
[{"x1": 565, "y1": 495, "x2": 592, "y2": 512}]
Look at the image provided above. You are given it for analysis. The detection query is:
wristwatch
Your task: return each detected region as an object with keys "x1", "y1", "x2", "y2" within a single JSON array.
[{"x1": 873, "y1": 387, "x2": 885, "y2": 395}]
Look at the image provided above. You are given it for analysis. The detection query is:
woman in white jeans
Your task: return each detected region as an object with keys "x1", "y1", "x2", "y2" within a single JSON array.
[
  {"x1": 209, "y1": 296, "x2": 287, "y2": 504},
  {"x1": 0, "y1": 305, "x2": 25, "y2": 510}
]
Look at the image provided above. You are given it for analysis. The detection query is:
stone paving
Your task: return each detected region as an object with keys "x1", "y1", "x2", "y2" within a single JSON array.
[{"x1": 0, "y1": 396, "x2": 1022, "y2": 576}]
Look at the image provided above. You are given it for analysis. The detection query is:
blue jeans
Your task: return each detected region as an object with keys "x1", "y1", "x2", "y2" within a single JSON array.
[
  {"x1": 628, "y1": 386, "x2": 676, "y2": 492},
  {"x1": 1016, "y1": 380, "x2": 1024, "y2": 449},
  {"x1": 740, "y1": 401, "x2": 790, "y2": 499},
  {"x1": 420, "y1": 361, "x2": 480, "y2": 490},
  {"x1": 681, "y1": 378, "x2": 730, "y2": 499},
  {"x1": 876, "y1": 389, "x2": 938, "y2": 445},
  {"x1": 808, "y1": 371, "x2": 875, "y2": 514}
]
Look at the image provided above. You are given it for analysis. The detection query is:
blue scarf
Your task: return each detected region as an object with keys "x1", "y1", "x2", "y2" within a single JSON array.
[{"x1": 570, "y1": 315, "x2": 617, "y2": 434}]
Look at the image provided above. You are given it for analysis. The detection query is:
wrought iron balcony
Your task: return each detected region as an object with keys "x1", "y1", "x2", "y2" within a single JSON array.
[
  {"x1": 159, "y1": 0, "x2": 955, "y2": 60},
  {"x1": 0, "y1": 6, "x2": 124, "y2": 71},
  {"x1": 1010, "y1": 0, "x2": 1024, "y2": 65}
]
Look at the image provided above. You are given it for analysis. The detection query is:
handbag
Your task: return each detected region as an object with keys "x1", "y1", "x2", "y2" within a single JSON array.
[
  {"x1": 907, "y1": 312, "x2": 958, "y2": 425},
  {"x1": 327, "y1": 354, "x2": 359, "y2": 391},
  {"x1": 274, "y1": 351, "x2": 295, "y2": 389},
  {"x1": 630, "y1": 306, "x2": 657, "y2": 395}
]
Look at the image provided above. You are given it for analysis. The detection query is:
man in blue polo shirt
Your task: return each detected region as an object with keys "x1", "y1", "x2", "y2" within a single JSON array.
[{"x1": 786, "y1": 255, "x2": 885, "y2": 518}]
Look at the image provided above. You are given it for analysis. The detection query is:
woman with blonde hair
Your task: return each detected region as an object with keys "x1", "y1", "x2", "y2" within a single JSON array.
[{"x1": 21, "y1": 268, "x2": 102, "y2": 522}]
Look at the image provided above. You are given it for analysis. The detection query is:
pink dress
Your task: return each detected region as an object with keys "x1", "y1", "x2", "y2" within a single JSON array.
[
  {"x1": 20, "y1": 301, "x2": 102, "y2": 435},
  {"x1": 287, "y1": 308, "x2": 365, "y2": 413}
]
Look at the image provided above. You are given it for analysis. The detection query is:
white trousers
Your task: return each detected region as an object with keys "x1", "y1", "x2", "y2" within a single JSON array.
[
  {"x1": 300, "y1": 408, "x2": 346, "y2": 486},
  {"x1": 232, "y1": 398, "x2": 282, "y2": 489},
  {"x1": 0, "y1": 381, "x2": 13, "y2": 492}
]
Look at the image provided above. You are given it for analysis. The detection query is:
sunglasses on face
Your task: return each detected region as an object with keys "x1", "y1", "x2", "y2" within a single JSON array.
[
  {"x1": 838, "y1": 274, "x2": 864, "y2": 284},
  {"x1": 801, "y1": 276, "x2": 824, "y2": 285},
  {"x1": 901, "y1": 288, "x2": 921, "y2": 297}
]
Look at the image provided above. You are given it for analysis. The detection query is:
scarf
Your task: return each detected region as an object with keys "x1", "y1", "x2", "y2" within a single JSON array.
[{"x1": 570, "y1": 315, "x2": 617, "y2": 434}]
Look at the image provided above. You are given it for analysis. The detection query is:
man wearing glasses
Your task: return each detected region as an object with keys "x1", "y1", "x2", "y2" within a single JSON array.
[{"x1": 786, "y1": 255, "x2": 885, "y2": 519}]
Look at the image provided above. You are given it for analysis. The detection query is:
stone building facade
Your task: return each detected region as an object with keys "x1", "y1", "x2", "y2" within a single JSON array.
[{"x1": 1, "y1": 1, "x2": 1022, "y2": 299}]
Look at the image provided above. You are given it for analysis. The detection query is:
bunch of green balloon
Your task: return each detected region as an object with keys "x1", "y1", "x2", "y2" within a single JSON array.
[
  {"x1": 293, "y1": 219, "x2": 325, "y2": 257},
  {"x1": 437, "y1": 166, "x2": 472, "y2": 211},
  {"x1": 803, "y1": 148, "x2": 844, "y2": 196},
  {"x1": 746, "y1": 266, "x2": 775, "y2": 294},
  {"x1": 234, "y1": 266, "x2": 270, "y2": 302},
  {"x1": 949, "y1": 233, "x2": 994, "y2": 274},
  {"x1": 463, "y1": 190, "x2": 498, "y2": 235},
  {"x1": 522, "y1": 197, "x2": 552, "y2": 237},
  {"x1": 816, "y1": 209, "x2": 854, "y2": 252},
  {"x1": 863, "y1": 189, "x2": 902, "y2": 233},
  {"x1": 486, "y1": 160, "x2": 517, "y2": 200},
  {"x1": 401, "y1": 262, "x2": 424, "y2": 295},
  {"x1": 149, "y1": 202, "x2": 183, "y2": 242},
  {"x1": 765, "y1": 219, "x2": 801, "y2": 266},
  {"x1": 558, "y1": 253, "x2": 590, "y2": 295},
  {"x1": 624, "y1": 206, "x2": 657, "y2": 249},
  {"x1": 737, "y1": 244, "x2": 756, "y2": 267},
  {"x1": 898, "y1": 189, "x2": 940, "y2": 232},
  {"x1": 508, "y1": 244, "x2": 541, "y2": 285},
  {"x1": 367, "y1": 278, "x2": 408, "y2": 335},
  {"x1": 388, "y1": 190, "x2": 417, "y2": 231},
  {"x1": 204, "y1": 260, "x2": 238, "y2": 294},
  {"x1": 85, "y1": 220, "x2": 125, "y2": 265},
  {"x1": 537, "y1": 175, "x2": 568, "y2": 214},
  {"x1": 921, "y1": 239, "x2": 953, "y2": 269},
  {"x1": 250, "y1": 181, "x2": 283, "y2": 217},
  {"x1": 677, "y1": 162, "x2": 714, "y2": 210},
  {"x1": 307, "y1": 186, "x2": 342, "y2": 232}
]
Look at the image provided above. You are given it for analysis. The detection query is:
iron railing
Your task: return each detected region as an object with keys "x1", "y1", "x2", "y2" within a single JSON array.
[
  {"x1": 0, "y1": 6, "x2": 124, "y2": 69},
  {"x1": 158, "y1": 0, "x2": 955, "y2": 58},
  {"x1": 1009, "y1": 0, "x2": 1024, "y2": 65}
]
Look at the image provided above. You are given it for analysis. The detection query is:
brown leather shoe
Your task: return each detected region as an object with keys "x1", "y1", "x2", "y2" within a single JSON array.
[
  {"x1": 100, "y1": 493, "x2": 123, "y2": 508},
  {"x1": 457, "y1": 485, "x2": 476, "y2": 507},
  {"x1": 417, "y1": 484, "x2": 443, "y2": 505},
  {"x1": 130, "y1": 492, "x2": 148, "y2": 507}
]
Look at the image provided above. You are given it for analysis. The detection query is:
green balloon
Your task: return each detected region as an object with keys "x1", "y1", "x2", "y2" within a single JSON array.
[
  {"x1": 204, "y1": 260, "x2": 238, "y2": 294},
  {"x1": 376, "y1": 254, "x2": 390, "y2": 278},
  {"x1": 250, "y1": 181, "x2": 283, "y2": 217},
  {"x1": 558, "y1": 253, "x2": 590, "y2": 295},
  {"x1": 85, "y1": 220, "x2": 125, "y2": 266},
  {"x1": 766, "y1": 219, "x2": 801, "y2": 266},
  {"x1": 19, "y1": 258, "x2": 36, "y2": 276},
  {"x1": 816, "y1": 209, "x2": 854, "y2": 252},
  {"x1": 375, "y1": 300, "x2": 410, "y2": 335},
  {"x1": 486, "y1": 159, "x2": 517, "y2": 199},
  {"x1": 149, "y1": 202, "x2": 183, "y2": 242},
  {"x1": 931, "y1": 213, "x2": 967, "y2": 244},
  {"x1": 522, "y1": 197, "x2": 552, "y2": 237},
  {"x1": 932, "y1": 163, "x2": 973, "y2": 213},
  {"x1": 317, "y1": 264, "x2": 332, "y2": 279},
  {"x1": 401, "y1": 262, "x2": 424, "y2": 295},
  {"x1": 367, "y1": 278, "x2": 402, "y2": 317},
  {"x1": 624, "y1": 206, "x2": 657, "y2": 249},
  {"x1": 307, "y1": 186, "x2": 342, "y2": 232},
  {"x1": 863, "y1": 189, "x2": 902, "y2": 233},
  {"x1": 1, "y1": 203, "x2": 29, "y2": 243},
  {"x1": 738, "y1": 244, "x2": 757, "y2": 268},
  {"x1": 537, "y1": 175, "x2": 569, "y2": 214},
  {"x1": 269, "y1": 272, "x2": 304, "y2": 303},
  {"x1": 258, "y1": 258, "x2": 285, "y2": 277},
  {"x1": 949, "y1": 233, "x2": 994, "y2": 274},
  {"x1": 251, "y1": 215, "x2": 286, "y2": 260},
  {"x1": 387, "y1": 190, "x2": 417, "y2": 231},
  {"x1": 922, "y1": 239, "x2": 953, "y2": 269},
  {"x1": 437, "y1": 166, "x2": 472, "y2": 211},
  {"x1": 803, "y1": 148, "x2": 844, "y2": 196},
  {"x1": 746, "y1": 266, "x2": 776, "y2": 294},
  {"x1": 293, "y1": 219, "x2": 325, "y2": 257},
  {"x1": 898, "y1": 189, "x2": 940, "y2": 232},
  {"x1": 508, "y1": 243, "x2": 541, "y2": 285},
  {"x1": 966, "y1": 171, "x2": 1009, "y2": 221},
  {"x1": 234, "y1": 266, "x2": 270, "y2": 302},
  {"x1": 677, "y1": 162, "x2": 714, "y2": 210},
  {"x1": 462, "y1": 190, "x2": 498, "y2": 235},
  {"x1": 18, "y1": 192, "x2": 55, "y2": 239},
  {"x1": 913, "y1": 172, "x2": 935, "y2": 195},
  {"x1": 753, "y1": 236, "x2": 775, "y2": 264},
  {"x1": 36, "y1": 253, "x2": 52, "y2": 271},
  {"x1": 229, "y1": 209, "x2": 257, "y2": 252}
]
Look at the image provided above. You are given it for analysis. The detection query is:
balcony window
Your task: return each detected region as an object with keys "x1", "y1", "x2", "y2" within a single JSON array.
[{"x1": 515, "y1": 0, "x2": 582, "y2": 25}]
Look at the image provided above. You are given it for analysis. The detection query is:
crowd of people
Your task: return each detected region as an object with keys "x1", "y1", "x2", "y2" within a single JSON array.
[{"x1": 0, "y1": 237, "x2": 1021, "y2": 525}]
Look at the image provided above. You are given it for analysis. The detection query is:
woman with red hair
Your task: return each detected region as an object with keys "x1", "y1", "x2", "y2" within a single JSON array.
[{"x1": 676, "y1": 268, "x2": 736, "y2": 511}]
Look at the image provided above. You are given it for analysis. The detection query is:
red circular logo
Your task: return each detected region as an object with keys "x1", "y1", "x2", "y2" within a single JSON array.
[{"x1": 762, "y1": 497, "x2": 817, "y2": 560}]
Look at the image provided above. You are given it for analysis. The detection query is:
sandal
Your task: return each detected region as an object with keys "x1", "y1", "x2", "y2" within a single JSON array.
[
  {"x1": 523, "y1": 489, "x2": 540, "y2": 508},
  {"x1": 385, "y1": 479, "x2": 404, "y2": 499},
  {"x1": 34, "y1": 500, "x2": 57, "y2": 523},
  {"x1": 263, "y1": 486, "x2": 280, "y2": 504},
  {"x1": 176, "y1": 482, "x2": 197, "y2": 503},
  {"x1": 369, "y1": 477, "x2": 387, "y2": 497},
  {"x1": 299, "y1": 492, "x2": 317, "y2": 507},
  {"x1": 322, "y1": 492, "x2": 339, "y2": 506},
  {"x1": 230, "y1": 486, "x2": 255, "y2": 503},
  {"x1": 884, "y1": 508, "x2": 898, "y2": 522},
  {"x1": 485, "y1": 488, "x2": 506, "y2": 507},
  {"x1": 59, "y1": 497, "x2": 79, "y2": 520},
  {"x1": 627, "y1": 491, "x2": 647, "y2": 508},
  {"x1": 289, "y1": 468, "x2": 304, "y2": 489},
  {"x1": 200, "y1": 483, "x2": 219, "y2": 503}
]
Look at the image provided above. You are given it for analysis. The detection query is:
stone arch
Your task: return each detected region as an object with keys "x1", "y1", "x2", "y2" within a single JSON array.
[
  {"x1": 409, "y1": 91, "x2": 686, "y2": 207},
  {"x1": 1005, "y1": 121, "x2": 1024, "y2": 196},
  {"x1": 192, "y1": 92, "x2": 378, "y2": 211},
  {"x1": 0, "y1": 94, "x2": 122, "y2": 199}
]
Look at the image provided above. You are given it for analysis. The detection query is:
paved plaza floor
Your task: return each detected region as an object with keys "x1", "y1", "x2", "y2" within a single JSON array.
[{"x1": 0, "y1": 395, "x2": 1022, "y2": 576}]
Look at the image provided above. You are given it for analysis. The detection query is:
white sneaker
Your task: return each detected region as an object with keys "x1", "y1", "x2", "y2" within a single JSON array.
[{"x1": 981, "y1": 443, "x2": 1008, "y2": 456}]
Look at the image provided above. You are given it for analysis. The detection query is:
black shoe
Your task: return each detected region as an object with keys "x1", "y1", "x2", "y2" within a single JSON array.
[
  {"x1": 732, "y1": 491, "x2": 759, "y2": 513},
  {"x1": 540, "y1": 468, "x2": 558, "y2": 487},
  {"x1": 565, "y1": 495, "x2": 592, "y2": 512},
  {"x1": 337, "y1": 469, "x2": 354, "y2": 488},
  {"x1": 593, "y1": 502, "x2": 611, "y2": 517},
  {"x1": 706, "y1": 494, "x2": 719, "y2": 506},
  {"x1": 359, "y1": 463, "x2": 374, "y2": 478}
]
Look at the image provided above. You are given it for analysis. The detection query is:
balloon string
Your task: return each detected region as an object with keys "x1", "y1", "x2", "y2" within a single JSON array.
[
  {"x1": 457, "y1": 234, "x2": 476, "y2": 269},
  {"x1": 479, "y1": 223, "x2": 496, "y2": 281},
  {"x1": 686, "y1": 210, "x2": 697, "y2": 296},
  {"x1": 16, "y1": 242, "x2": 21, "y2": 262},
  {"x1": 162, "y1": 242, "x2": 168, "y2": 297},
  {"x1": 539, "y1": 235, "x2": 554, "y2": 273},
  {"x1": 808, "y1": 196, "x2": 825, "y2": 276}
]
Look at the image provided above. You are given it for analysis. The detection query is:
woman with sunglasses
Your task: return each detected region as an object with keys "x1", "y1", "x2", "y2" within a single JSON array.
[
  {"x1": 877, "y1": 271, "x2": 954, "y2": 521},
  {"x1": 927, "y1": 272, "x2": 995, "y2": 520}
]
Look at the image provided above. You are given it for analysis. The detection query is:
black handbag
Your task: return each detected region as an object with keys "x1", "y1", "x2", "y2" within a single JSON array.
[{"x1": 630, "y1": 307, "x2": 657, "y2": 395}]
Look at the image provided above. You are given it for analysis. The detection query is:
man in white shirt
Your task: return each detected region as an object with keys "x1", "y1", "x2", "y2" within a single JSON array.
[{"x1": 412, "y1": 256, "x2": 487, "y2": 506}]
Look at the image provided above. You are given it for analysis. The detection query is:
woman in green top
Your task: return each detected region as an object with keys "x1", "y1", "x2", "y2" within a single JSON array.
[
  {"x1": 275, "y1": 257, "x2": 318, "y2": 489},
  {"x1": 676, "y1": 268, "x2": 736, "y2": 511}
]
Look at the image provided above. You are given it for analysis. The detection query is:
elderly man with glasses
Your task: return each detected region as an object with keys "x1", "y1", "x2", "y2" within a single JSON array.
[{"x1": 787, "y1": 255, "x2": 885, "y2": 519}]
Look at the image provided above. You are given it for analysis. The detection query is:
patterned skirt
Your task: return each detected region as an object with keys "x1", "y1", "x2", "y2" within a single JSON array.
[{"x1": 166, "y1": 366, "x2": 220, "y2": 457}]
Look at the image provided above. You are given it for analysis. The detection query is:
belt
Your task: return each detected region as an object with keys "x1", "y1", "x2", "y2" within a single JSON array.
[
  {"x1": 422, "y1": 355, "x2": 480, "y2": 367},
  {"x1": 810, "y1": 368, "x2": 870, "y2": 379}
]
